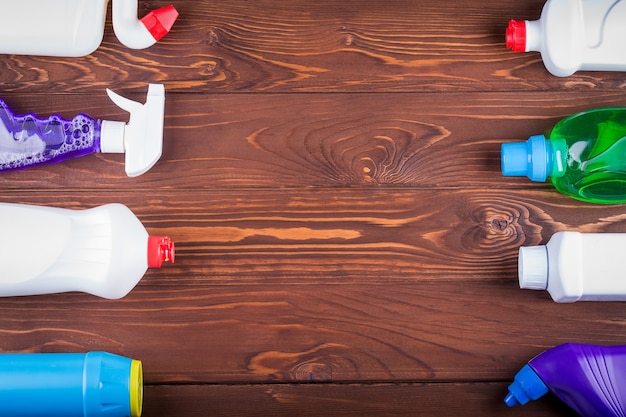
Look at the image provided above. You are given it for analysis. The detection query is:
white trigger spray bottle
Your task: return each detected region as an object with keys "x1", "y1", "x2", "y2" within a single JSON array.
[
  {"x1": 0, "y1": 202, "x2": 174, "y2": 299},
  {"x1": 0, "y1": 0, "x2": 178, "y2": 57},
  {"x1": 0, "y1": 83, "x2": 166, "y2": 177}
]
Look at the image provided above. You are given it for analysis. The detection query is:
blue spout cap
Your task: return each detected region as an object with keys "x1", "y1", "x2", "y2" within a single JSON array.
[
  {"x1": 501, "y1": 135, "x2": 550, "y2": 182},
  {"x1": 505, "y1": 364, "x2": 549, "y2": 407}
]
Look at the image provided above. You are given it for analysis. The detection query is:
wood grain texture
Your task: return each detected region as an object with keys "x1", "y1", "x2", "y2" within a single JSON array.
[
  {"x1": 0, "y1": 0, "x2": 624, "y2": 93},
  {"x1": 0, "y1": 0, "x2": 623, "y2": 416},
  {"x1": 2, "y1": 90, "x2": 626, "y2": 189},
  {"x1": 1, "y1": 188, "x2": 625, "y2": 285},
  {"x1": 4, "y1": 283, "x2": 626, "y2": 385},
  {"x1": 2, "y1": 191, "x2": 626, "y2": 387},
  {"x1": 142, "y1": 384, "x2": 579, "y2": 417}
]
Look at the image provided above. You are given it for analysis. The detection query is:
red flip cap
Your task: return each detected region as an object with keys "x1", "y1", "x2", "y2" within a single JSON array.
[
  {"x1": 148, "y1": 236, "x2": 175, "y2": 268},
  {"x1": 506, "y1": 20, "x2": 526, "y2": 52},
  {"x1": 141, "y1": 5, "x2": 179, "y2": 41}
]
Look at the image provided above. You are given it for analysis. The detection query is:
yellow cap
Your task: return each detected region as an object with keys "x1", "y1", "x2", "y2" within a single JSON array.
[{"x1": 129, "y1": 360, "x2": 144, "y2": 417}]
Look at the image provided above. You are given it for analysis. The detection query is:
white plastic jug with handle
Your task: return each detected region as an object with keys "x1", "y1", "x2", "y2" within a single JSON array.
[
  {"x1": 506, "y1": 0, "x2": 626, "y2": 76},
  {"x1": 0, "y1": 0, "x2": 178, "y2": 57}
]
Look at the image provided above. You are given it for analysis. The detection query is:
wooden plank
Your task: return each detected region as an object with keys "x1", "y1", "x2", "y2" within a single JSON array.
[
  {"x1": 3, "y1": 283, "x2": 626, "y2": 384},
  {"x1": 1, "y1": 90, "x2": 626, "y2": 189},
  {"x1": 0, "y1": 188, "x2": 623, "y2": 285},
  {"x1": 142, "y1": 383, "x2": 578, "y2": 417},
  {"x1": 0, "y1": 0, "x2": 621, "y2": 93},
  {"x1": 1, "y1": 189, "x2": 625, "y2": 384},
  {"x1": 0, "y1": 1, "x2": 624, "y2": 415}
]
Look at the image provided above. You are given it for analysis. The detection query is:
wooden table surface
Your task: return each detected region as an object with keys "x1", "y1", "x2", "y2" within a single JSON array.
[{"x1": 1, "y1": 1, "x2": 624, "y2": 416}]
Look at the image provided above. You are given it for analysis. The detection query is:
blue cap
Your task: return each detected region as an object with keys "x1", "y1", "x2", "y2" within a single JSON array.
[
  {"x1": 501, "y1": 135, "x2": 550, "y2": 182},
  {"x1": 504, "y1": 364, "x2": 549, "y2": 407},
  {"x1": 84, "y1": 352, "x2": 143, "y2": 417}
]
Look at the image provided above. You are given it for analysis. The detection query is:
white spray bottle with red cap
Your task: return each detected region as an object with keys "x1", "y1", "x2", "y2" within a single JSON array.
[
  {"x1": 0, "y1": 202, "x2": 174, "y2": 299},
  {"x1": 0, "y1": 0, "x2": 178, "y2": 57},
  {"x1": 506, "y1": 0, "x2": 626, "y2": 76}
]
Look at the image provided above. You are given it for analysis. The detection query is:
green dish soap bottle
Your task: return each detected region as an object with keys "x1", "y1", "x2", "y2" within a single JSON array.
[{"x1": 501, "y1": 107, "x2": 626, "y2": 204}]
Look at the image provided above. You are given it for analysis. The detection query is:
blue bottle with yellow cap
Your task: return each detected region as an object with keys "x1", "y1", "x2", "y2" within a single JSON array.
[
  {"x1": 501, "y1": 107, "x2": 626, "y2": 204},
  {"x1": 0, "y1": 351, "x2": 143, "y2": 417}
]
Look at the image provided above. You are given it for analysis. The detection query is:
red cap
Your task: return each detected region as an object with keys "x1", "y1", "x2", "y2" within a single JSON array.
[
  {"x1": 506, "y1": 20, "x2": 526, "y2": 52},
  {"x1": 148, "y1": 236, "x2": 175, "y2": 268},
  {"x1": 141, "y1": 5, "x2": 179, "y2": 41}
]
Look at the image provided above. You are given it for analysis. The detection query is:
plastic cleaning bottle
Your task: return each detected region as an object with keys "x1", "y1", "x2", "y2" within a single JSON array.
[
  {"x1": 505, "y1": 343, "x2": 626, "y2": 417},
  {"x1": 0, "y1": 1, "x2": 178, "y2": 57},
  {"x1": 0, "y1": 83, "x2": 166, "y2": 177},
  {"x1": 505, "y1": 0, "x2": 626, "y2": 76},
  {"x1": 0, "y1": 351, "x2": 143, "y2": 417},
  {"x1": 0, "y1": 202, "x2": 174, "y2": 299},
  {"x1": 501, "y1": 107, "x2": 626, "y2": 204},
  {"x1": 517, "y1": 231, "x2": 626, "y2": 302}
]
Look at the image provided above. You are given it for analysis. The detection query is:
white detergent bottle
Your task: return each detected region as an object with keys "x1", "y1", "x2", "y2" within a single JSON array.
[
  {"x1": 518, "y1": 231, "x2": 626, "y2": 302},
  {"x1": 506, "y1": 0, "x2": 626, "y2": 76},
  {"x1": 0, "y1": 0, "x2": 179, "y2": 57},
  {"x1": 0, "y1": 202, "x2": 174, "y2": 299}
]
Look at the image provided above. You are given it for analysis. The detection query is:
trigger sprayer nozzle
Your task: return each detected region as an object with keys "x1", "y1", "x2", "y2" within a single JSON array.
[{"x1": 100, "y1": 83, "x2": 166, "y2": 177}]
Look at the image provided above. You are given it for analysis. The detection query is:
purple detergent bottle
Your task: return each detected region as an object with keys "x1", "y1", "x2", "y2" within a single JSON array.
[
  {"x1": 505, "y1": 343, "x2": 626, "y2": 416},
  {"x1": 0, "y1": 84, "x2": 165, "y2": 177}
]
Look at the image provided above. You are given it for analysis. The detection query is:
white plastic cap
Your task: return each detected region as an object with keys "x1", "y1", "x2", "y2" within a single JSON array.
[
  {"x1": 518, "y1": 245, "x2": 548, "y2": 290},
  {"x1": 100, "y1": 84, "x2": 166, "y2": 177},
  {"x1": 100, "y1": 121, "x2": 125, "y2": 153},
  {"x1": 112, "y1": 0, "x2": 179, "y2": 50}
]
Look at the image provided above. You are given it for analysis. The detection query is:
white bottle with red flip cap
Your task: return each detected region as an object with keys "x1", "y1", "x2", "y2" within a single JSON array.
[
  {"x1": 506, "y1": 0, "x2": 626, "y2": 76},
  {"x1": 0, "y1": 202, "x2": 174, "y2": 299},
  {"x1": 0, "y1": 0, "x2": 179, "y2": 57}
]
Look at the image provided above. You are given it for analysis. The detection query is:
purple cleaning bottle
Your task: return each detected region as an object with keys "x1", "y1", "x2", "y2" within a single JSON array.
[
  {"x1": 0, "y1": 101, "x2": 102, "y2": 170},
  {"x1": 505, "y1": 343, "x2": 626, "y2": 416},
  {"x1": 0, "y1": 83, "x2": 166, "y2": 177}
]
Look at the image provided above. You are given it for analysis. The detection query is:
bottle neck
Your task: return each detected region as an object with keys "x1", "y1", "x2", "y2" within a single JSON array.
[
  {"x1": 524, "y1": 20, "x2": 542, "y2": 52},
  {"x1": 521, "y1": 135, "x2": 567, "y2": 181},
  {"x1": 506, "y1": 19, "x2": 541, "y2": 53},
  {"x1": 547, "y1": 137, "x2": 567, "y2": 178},
  {"x1": 505, "y1": 364, "x2": 549, "y2": 407}
]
